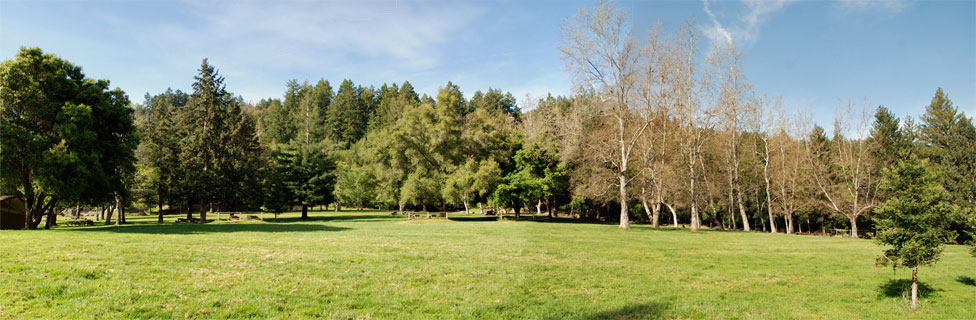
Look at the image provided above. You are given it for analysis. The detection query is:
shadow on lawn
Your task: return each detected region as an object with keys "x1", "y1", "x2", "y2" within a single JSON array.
[
  {"x1": 878, "y1": 279, "x2": 941, "y2": 299},
  {"x1": 267, "y1": 214, "x2": 400, "y2": 223},
  {"x1": 60, "y1": 222, "x2": 350, "y2": 234},
  {"x1": 577, "y1": 302, "x2": 670, "y2": 320},
  {"x1": 957, "y1": 276, "x2": 976, "y2": 286},
  {"x1": 448, "y1": 216, "x2": 498, "y2": 222}
]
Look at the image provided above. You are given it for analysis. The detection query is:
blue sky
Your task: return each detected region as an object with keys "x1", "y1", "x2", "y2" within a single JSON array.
[{"x1": 2, "y1": 0, "x2": 973, "y2": 129}]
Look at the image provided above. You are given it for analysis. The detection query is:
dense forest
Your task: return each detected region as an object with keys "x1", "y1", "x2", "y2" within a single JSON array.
[{"x1": 2, "y1": 3, "x2": 974, "y2": 246}]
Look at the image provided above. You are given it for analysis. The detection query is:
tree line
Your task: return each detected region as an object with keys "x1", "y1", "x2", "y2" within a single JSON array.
[{"x1": 1, "y1": 1, "x2": 973, "y2": 245}]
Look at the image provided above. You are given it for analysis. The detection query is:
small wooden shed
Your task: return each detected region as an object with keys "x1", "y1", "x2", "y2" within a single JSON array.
[{"x1": 1, "y1": 195, "x2": 26, "y2": 230}]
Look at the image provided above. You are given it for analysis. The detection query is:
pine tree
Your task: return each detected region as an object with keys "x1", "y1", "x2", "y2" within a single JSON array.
[{"x1": 874, "y1": 156, "x2": 954, "y2": 310}]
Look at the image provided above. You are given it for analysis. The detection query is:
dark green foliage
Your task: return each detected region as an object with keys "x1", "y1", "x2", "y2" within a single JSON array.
[
  {"x1": 0, "y1": 47, "x2": 138, "y2": 228},
  {"x1": 134, "y1": 89, "x2": 188, "y2": 212},
  {"x1": 874, "y1": 156, "x2": 953, "y2": 269},
  {"x1": 265, "y1": 143, "x2": 336, "y2": 216},
  {"x1": 327, "y1": 80, "x2": 371, "y2": 147},
  {"x1": 869, "y1": 106, "x2": 912, "y2": 170},
  {"x1": 369, "y1": 81, "x2": 420, "y2": 130},
  {"x1": 169, "y1": 59, "x2": 264, "y2": 213},
  {"x1": 916, "y1": 88, "x2": 976, "y2": 243},
  {"x1": 491, "y1": 144, "x2": 568, "y2": 216}
]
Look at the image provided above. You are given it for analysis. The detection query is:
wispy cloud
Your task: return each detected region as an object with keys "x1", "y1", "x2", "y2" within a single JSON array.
[
  {"x1": 700, "y1": 0, "x2": 792, "y2": 46},
  {"x1": 702, "y1": 0, "x2": 733, "y2": 45},
  {"x1": 181, "y1": 0, "x2": 485, "y2": 70}
]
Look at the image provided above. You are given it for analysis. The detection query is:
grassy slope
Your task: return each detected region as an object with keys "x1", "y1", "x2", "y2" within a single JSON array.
[{"x1": 0, "y1": 210, "x2": 973, "y2": 319}]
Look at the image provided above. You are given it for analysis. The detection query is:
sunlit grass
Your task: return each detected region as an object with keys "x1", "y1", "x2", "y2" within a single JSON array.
[{"x1": 1, "y1": 209, "x2": 973, "y2": 319}]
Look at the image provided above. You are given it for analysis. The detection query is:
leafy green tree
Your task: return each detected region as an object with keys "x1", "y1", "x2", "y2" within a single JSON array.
[
  {"x1": 874, "y1": 156, "x2": 954, "y2": 310},
  {"x1": 336, "y1": 156, "x2": 376, "y2": 211},
  {"x1": 491, "y1": 145, "x2": 567, "y2": 218},
  {"x1": 1, "y1": 47, "x2": 138, "y2": 229},
  {"x1": 433, "y1": 81, "x2": 466, "y2": 166},
  {"x1": 443, "y1": 158, "x2": 502, "y2": 214}
]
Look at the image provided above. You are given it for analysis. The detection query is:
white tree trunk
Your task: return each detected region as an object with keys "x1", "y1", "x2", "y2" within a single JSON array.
[{"x1": 665, "y1": 203, "x2": 678, "y2": 228}]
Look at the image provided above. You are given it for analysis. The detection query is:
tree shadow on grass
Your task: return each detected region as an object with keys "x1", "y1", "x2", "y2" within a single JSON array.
[
  {"x1": 267, "y1": 214, "x2": 401, "y2": 223},
  {"x1": 576, "y1": 302, "x2": 670, "y2": 320},
  {"x1": 59, "y1": 223, "x2": 350, "y2": 234},
  {"x1": 878, "y1": 279, "x2": 941, "y2": 299},
  {"x1": 957, "y1": 276, "x2": 976, "y2": 286},
  {"x1": 448, "y1": 216, "x2": 498, "y2": 222},
  {"x1": 525, "y1": 217, "x2": 617, "y2": 225}
]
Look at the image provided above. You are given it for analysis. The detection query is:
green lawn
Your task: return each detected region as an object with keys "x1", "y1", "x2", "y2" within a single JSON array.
[{"x1": 1, "y1": 210, "x2": 973, "y2": 319}]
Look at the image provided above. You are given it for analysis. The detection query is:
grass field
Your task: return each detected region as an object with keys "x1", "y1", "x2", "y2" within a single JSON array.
[{"x1": 1, "y1": 210, "x2": 973, "y2": 319}]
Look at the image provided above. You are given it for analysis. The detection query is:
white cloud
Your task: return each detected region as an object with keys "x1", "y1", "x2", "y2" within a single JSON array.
[
  {"x1": 702, "y1": 0, "x2": 733, "y2": 45},
  {"x1": 700, "y1": 0, "x2": 792, "y2": 46}
]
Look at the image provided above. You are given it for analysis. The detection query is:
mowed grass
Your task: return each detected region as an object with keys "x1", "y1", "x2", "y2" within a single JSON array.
[{"x1": 1, "y1": 210, "x2": 973, "y2": 319}]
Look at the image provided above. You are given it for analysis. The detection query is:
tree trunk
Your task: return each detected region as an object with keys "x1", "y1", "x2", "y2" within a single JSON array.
[
  {"x1": 665, "y1": 203, "x2": 678, "y2": 228},
  {"x1": 463, "y1": 194, "x2": 470, "y2": 214},
  {"x1": 43, "y1": 198, "x2": 59, "y2": 229},
  {"x1": 45, "y1": 210, "x2": 57, "y2": 229},
  {"x1": 41, "y1": 197, "x2": 59, "y2": 229},
  {"x1": 911, "y1": 266, "x2": 919, "y2": 310},
  {"x1": 618, "y1": 117, "x2": 630, "y2": 229},
  {"x1": 336, "y1": 201, "x2": 342, "y2": 212},
  {"x1": 849, "y1": 215, "x2": 858, "y2": 238},
  {"x1": 708, "y1": 202, "x2": 721, "y2": 230},
  {"x1": 116, "y1": 196, "x2": 123, "y2": 226},
  {"x1": 301, "y1": 205, "x2": 309, "y2": 220},
  {"x1": 690, "y1": 173, "x2": 700, "y2": 232},
  {"x1": 398, "y1": 203, "x2": 404, "y2": 215},
  {"x1": 651, "y1": 201, "x2": 661, "y2": 229},
  {"x1": 641, "y1": 197, "x2": 653, "y2": 226},
  {"x1": 546, "y1": 199, "x2": 556, "y2": 219},
  {"x1": 785, "y1": 213, "x2": 793, "y2": 234},
  {"x1": 200, "y1": 201, "x2": 208, "y2": 223},
  {"x1": 158, "y1": 203, "x2": 164, "y2": 223},
  {"x1": 104, "y1": 203, "x2": 115, "y2": 226},
  {"x1": 536, "y1": 199, "x2": 542, "y2": 216},
  {"x1": 478, "y1": 202, "x2": 483, "y2": 214},
  {"x1": 737, "y1": 195, "x2": 750, "y2": 232}
]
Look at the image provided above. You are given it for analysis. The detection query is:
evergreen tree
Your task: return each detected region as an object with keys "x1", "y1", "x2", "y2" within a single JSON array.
[
  {"x1": 327, "y1": 79, "x2": 370, "y2": 147},
  {"x1": 176, "y1": 59, "x2": 262, "y2": 221},
  {"x1": 874, "y1": 156, "x2": 954, "y2": 310},
  {"x1": 917, "y1": 88, "x2": 976, "y2": 243}
]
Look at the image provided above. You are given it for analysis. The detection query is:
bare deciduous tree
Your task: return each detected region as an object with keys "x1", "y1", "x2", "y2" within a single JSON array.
[
  {"x1": 561, "y1": 0, "x2": 651, "y2": 228},
  {"x1": 808, "y1": 103, "x2": 879, "y2": 237}
]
